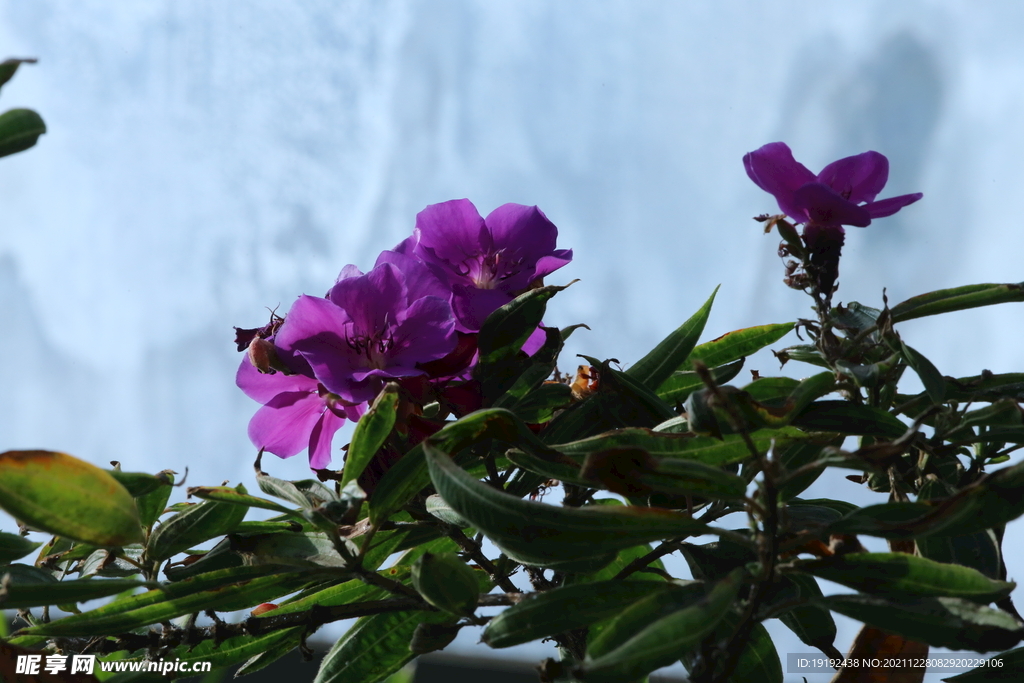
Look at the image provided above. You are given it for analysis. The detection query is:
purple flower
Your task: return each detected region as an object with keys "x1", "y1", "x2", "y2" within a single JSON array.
[
  {"x1": 276, "y1": 254, "x2": 458, "y2": 404},
  {"x1": 236, "y1": 350, "x2": 363, "y2": 469},
  {"x1": 395, "y1": 199, "x2": 572, "y2": 331},
  {"x1": 744, "y1": 142, "x2": 922, "y2": 298},
  {"x1": 743, "y1": 142, "x2": 922, "y2": 229}
]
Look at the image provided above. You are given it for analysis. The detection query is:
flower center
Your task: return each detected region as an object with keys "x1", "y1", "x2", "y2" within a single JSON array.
[
  {"x1": 346, "y1": 328, "x2": 396, "y2": 369},
  {"x1": 455, "y1": 249, "x2": 526, "y2": 289}
]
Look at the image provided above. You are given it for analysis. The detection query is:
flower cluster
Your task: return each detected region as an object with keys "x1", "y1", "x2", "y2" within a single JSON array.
[
  {"x1": 744, "y1": 142, "x2": 922, "y2": 300},
  {"x1": 236, "y1": 199, "x2": 571, "y2": 470}
]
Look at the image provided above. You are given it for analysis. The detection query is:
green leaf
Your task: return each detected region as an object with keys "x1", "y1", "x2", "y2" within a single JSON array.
[
  {"x1": 626, "y1": 286, "x2": 718, "y2": 389},
  {"x1": 900, "y1": 341, "x2": 946, "y2": 404},
  {"x1": 792, "y1": 401, "x2": 908, "y2": 438},
  {"x1": 795, "y1": 552, "x2": 1014, "y2": 603},
  {"x1": 477, "y1": 284, "x2": 571, "y2": 365},
  {"x1": 0, "y1": 108, "x2": 45, "y2": 157},
  {"x1": 771, "y1": 573, "x2": 839, "y2": 657},
  {"x1": 313, "y1": 537, "x2": 480, "y2": 683},
  {"x1": 681, "y1": 612, "x2": 783, "y2": 683},
  {"x1": 556, "y1": 426, "x2": 807, "y2": 466},
  {"x1": 832, "y1": 461, "x2": 1024, "y2": 539},
  {"x1": 0, "y1": 450, "x2": 144, "y2": 547},
  {"x1": 583, "y1": 356, "x2": 675, "y2": 424},
  {"x1": 186, "y1": 485, "x2": 294, "y2": 515},
  {"x1": 656, "y1": 359, "x2": 744, "y2": 405},
  {"x1": 0, "y1": 531, "x2": 40, "y2": 563},
  {"x1": 483, "y1": 581, "x2": 684, "y2": 649},
  {"x1": 133, "y1": 471, "x2": 175, "y2": 530},
  {"x1": 18, "y1": 565, "x2": 318, "y2": 637},
  {"x1": 107, "y1": 470, "x2": 169, "y2": 498},
  {"x1": 424, "y1": 494, "x2": 470, "y2": 528},
  {"x1": 493, "y1": 327, "x2": 565, "y2": 412},
  {"x1": 166, "y1": 627, "x2": 303, "y2": 673},
  {"x1": 575, "y1": 569, "x2": 745, "y2": 683},
  {"x1": 917, "y1": 479, "x2": 1002, "y2": 580},
  {"x1": 0, "y1": 563, "x2": 143, "y2": 608},
  {"x1": 235, "y1": 628, "x2": 306, "y2": 676},
  {"x1": 146, "y1": 486, "x2": 249, "y2": 561},
  {"x1": 890, "y1": 283, "x2": 1024, "y2": 323},
  {"x1": 410, "y1": 552, "x2": 480, "y2": 616},
  {"x1": 819, "y1": 594, "x2": 1022, "y2": 652},
  {"x1": 777, "y1": 437, "x2": 842, "y2": 501},
  {"x1": 509, "y1": 381, "x2": 573, "y2": 424},
  {"x1": 942, "y1": 646, "x2": 1024, "y2": 681},
  {"x1": 579, "y1": 448, "x2": 748, "y2": 500},
  {"x1": 424, "y1": 440, "x2": 713, "y2": 571},
  {"x1": 313, "y1": 607, "x2": 451, "y2": 683},
  {"x1": 370, "y1": 407, "x2": 565, "y2": 525},
  {"x1": 256, "y1": 471, "x2": 337, "y2": 508},
  {"x1": 343, "y1": 384, "x2": 400, "y2": 490},
  {"x1": 0, "y1": 57, "x2": 37, "y2": 90},
  {"x1": 233, "y1": 531, "x2": 354, "y2": 569},
  {"x1": 677, "y1": 322, "x2": 794, "y2": 371},
  {"x1": 679, "y1": 539, "x2": 755, "y2": 582},
  {"x1": 475, "y1": 285, "x2": 572, "y2": 405},
  {"x1": 584, "y1": 582, "x2": 707, "y2": 659}
]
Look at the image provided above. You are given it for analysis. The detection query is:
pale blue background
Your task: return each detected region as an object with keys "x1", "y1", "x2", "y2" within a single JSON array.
[{"x1": 1, "y1": 2, "x2": 1022, "y2": 680}]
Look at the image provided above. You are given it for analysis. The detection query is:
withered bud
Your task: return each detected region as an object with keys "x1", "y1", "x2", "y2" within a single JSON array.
[
  {"x1": 247, "y1": 337, "x2": 286, "y2": 374},
  {"x1": 570, "y1": 365, "x2": 599, "y2": 401}
]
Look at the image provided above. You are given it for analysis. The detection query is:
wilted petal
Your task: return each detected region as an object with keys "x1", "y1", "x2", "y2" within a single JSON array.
[
  {"x1": 743, "y1": 142, "x2": 816, "y2": 219},
  {"x1": 307, "y1": 409, "x2": 346, "y2": 469},
  {"x1": 863, "y1": 192, "x2": 924, "y2": 219},
  {"x1": 248, "y1": 390, "x2": 326, "y2": 459},
  {"x1": 415, "y1": 199, "x2": 490, "y2": 264},
  {"x1": 816, "y1": 151, "x2": 889, "y2": 204},
  {"x1": 792, "y1": 184, "x2": 871, "y2": 228}
]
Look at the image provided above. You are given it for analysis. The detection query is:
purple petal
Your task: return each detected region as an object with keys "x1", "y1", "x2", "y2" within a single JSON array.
[
  {"x1": 248, "y1": 390, "x2": 325, "y2": 459},
  {"x1": 236, "y1": 357, "x2": 317, "y2": 404},
  {"x1": 863, "y1": 192, "x2": 923, "y2": 219},
  {"x1": 374, "y1": 250, "x2": 452, "y2": 303},
  {"x1": 792, "y1": 183, "x2": 872, "y2": 228},
  {"x1": 743, "y1": 142, "x2": 816, "y2": 220},
  {"x1": 307, "y1": 409, "x2": 346, "y2": 469},
  {"x1": 451, "y1": 285, "x2": 514, "y2": 332},
  {"x1": 387, "y1": 295, "x2": 458, "y2": 368},
  {"x1": 485, "y1": 204, "x2": 558, "y2": 261},
  {"x1": 521, "y1": 326, "x2": 548, "y2": 356},
  {"x1": 414, "y1": 199, "x2": 490, "y2": 265},
  {"x1": 332, "y1": 264, "x2": 363, "y2": 287},
  {"x1": 276, "y1": 295, "x2": 352, "y2": 356},
  {"x1": 392, "y1": 235, "x2": 417, "y2": 256},
  {"x1": 277, "y1": 295, "x2": 363, "y2": 396},
  {"x1": 816, "y1": 151, "x2": 889, "y2": 204},
  {"x1": 328, "y1": 263, "x2": 407, "y2": 334},
  {"x1": 531, "y1": 249, "x2": 573, "y2": 281}
]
